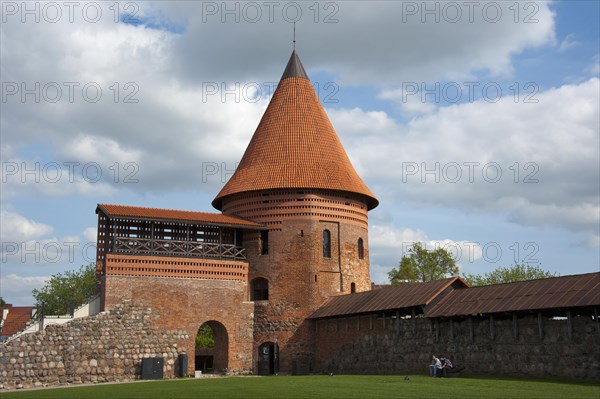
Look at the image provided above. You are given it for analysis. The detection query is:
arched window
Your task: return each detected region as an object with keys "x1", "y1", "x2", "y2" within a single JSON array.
[
  {"x1": 251, "y1": 278, "x2": 269, "y2": 301},
  {"x1": 358, "y1": 238, "x2": 364, "y2": 259},
  {"x1": 323, "y1": 229, "x2": 331, "y2": 258},
  {"x1": 350, "y1": 282, "x2": 356, "y2": 293}
]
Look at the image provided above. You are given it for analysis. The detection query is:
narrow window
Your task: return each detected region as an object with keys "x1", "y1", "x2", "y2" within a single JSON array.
[
  {"x1": 234, "y1": 229, "x2": 243, "y2": 247},
  {"x1": 261, "y1": 230, "x2": 269, "y2": 255},
  {"x1": 351, "y1": 282, "x2": 356, "y2": 293},
  {"x1": 358, "y1": 238, "x2": 364, "y2": 260},
  {"x1": 251, "y1": 278, "x2": 269, "y2": 300},
  {"x1": 323, "y1": 229, "x2": 331, "y2": 258}
]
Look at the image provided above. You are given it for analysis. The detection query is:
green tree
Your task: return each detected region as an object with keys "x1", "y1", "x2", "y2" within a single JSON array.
[
  {"x1": 462, "y1": 263, "x2": 556, "y2": 286},
  {"x1": 195, "y1": 324, "x2": 214, "y2": 348},
  {"x1": 32, "y1": 263, "x2": 97, "y2": 315},
  {"x1": 0, "y1": 297, "x2": 5, "y2": 307},
  {"x1": 388, "y1": 243, "x2": 458, "y2": 285}
]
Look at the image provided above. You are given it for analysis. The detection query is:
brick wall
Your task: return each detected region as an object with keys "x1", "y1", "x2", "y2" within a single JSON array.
[
  {"x1": 313, "y1": 314, "x2": 600, "y2": 380},
  {"x1": 224, "y1": 189, "x2": 372, "y2": 373},
  {"x1": 101, "y1": 274, "x2": 254, "y2": 375}
]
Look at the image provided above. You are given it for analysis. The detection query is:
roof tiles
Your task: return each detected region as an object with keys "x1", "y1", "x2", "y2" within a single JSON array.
[
  {"x1": 212, "y1": 51, "x2": 378, "y2": 210},
  {"x1": 1, "y1": 306, "x2": 34, "y2": 336},
  {"x1": 96, "y1": 204, "x2": 263, "y2": 228}
]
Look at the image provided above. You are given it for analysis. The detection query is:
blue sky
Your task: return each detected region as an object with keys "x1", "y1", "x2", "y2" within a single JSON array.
[{"x1": 1, "y1": 1, "x2": 598, "y2": 304}]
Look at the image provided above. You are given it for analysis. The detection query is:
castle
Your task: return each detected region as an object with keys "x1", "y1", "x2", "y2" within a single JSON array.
[
  {"x1": 92, "y1": 50, "x2": 600, "y2": 379},
  {"x1": 1, "y1": 50, "x2": 598, "y2": 390},
  {"x1": 95, "y1": 50, "x2": 378, "y2": 375}
]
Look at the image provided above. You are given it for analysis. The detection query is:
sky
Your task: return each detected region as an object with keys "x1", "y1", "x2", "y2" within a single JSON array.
[{"x1": 1, "y1": 0, "x2": 599, "y2": 305}]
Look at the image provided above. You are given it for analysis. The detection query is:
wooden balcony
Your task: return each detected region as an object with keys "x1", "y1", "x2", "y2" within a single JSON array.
[{"x1": 110, "y1": 237, "x2": 246, "y2": 260}]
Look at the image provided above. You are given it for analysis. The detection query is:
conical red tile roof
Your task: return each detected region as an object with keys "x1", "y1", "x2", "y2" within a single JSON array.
[{"x1": 212, "y1": 51, "x2": 378, "y2": 210}]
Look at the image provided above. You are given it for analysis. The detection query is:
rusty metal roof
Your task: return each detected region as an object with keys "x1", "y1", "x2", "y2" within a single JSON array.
[
  {"x1": 96, "y1": 204, "x2": 263, "y2": 229},
  {"x1": 212, "y1": 51, "x2": 378, "y2": 211},
  {"x1": 427, "y1": 272, "x2": 600, "y2": 317},
  {"x1": 309, "y1": 277, "x2": 468, "y2": 319}
]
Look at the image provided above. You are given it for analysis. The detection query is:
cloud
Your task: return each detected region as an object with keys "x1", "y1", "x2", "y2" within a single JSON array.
[
  {"x1": 330, "y1": 78, "x2": 600, "y2": 242},
  {"x1": 82, "y1": 227, "x2": 97, "y2": 244},
  {"x1": 368, "y1": 223, "x2": 483, "y2": 284},
  {"x1": 160, "y1": 1, "x2": 556, "y2": 85},
  {"x1": 558, "y1": 33, "x2": 580, "y2": 52},
  {"x1": 0, "y1": 210, "x2": 53, "y2": 242},
  {"x1": 0, "y1": 1, "x2": 559, "y2": 201},
  {"x1": 0, "y1": 274, "x2": 48, "y2": 305},
  {"x1": 586, "y1": 54, "x2": 600, "y2": 76}
]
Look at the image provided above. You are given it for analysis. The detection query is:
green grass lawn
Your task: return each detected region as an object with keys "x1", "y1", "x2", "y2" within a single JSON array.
[{"x1": 2, "y1": 375, "x2": 599, "y2": 399}]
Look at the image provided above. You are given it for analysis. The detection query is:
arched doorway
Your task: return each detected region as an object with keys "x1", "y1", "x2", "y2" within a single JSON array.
[
  {"x1": 195, "y1": 320, "x2": 228, "y2": 374},
  {"x1": 257, "y1": 341, "x2": 279, "y2": 375}
]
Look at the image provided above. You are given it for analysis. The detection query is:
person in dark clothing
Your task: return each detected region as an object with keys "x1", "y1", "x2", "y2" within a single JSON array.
[{"x1": 439, "y1": 356, "x2": 454, "y2": 377}]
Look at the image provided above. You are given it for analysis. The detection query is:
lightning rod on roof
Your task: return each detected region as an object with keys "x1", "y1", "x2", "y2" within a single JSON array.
[{"x1": 293, "y1": 21, "x2": 296, "y2": 50}]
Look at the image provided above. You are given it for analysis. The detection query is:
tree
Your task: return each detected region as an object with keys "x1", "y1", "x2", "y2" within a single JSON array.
[
  {"x1": 462, "y1": 263, "x2": 556, "y2": 286},
  {"x1": 32, "y1": 263, "x2": 97, "y2": 315},
  {"x1": 195, "y1": 324, "x2": 214, "y2": 348},
  {"x1": 0, "y1": 297, "x2": 5, "y2": 307},
  {"x1": 388, "y1": 243, "x2": 459, "y2": 285}
]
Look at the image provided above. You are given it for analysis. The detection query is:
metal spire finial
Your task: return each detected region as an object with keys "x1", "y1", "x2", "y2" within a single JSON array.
[{"x1": 293, "y1": 21, "x2": 296, "y2": 50}]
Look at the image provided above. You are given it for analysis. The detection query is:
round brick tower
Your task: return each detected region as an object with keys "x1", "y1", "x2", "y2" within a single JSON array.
[{"x1": 212, "y1": 50, "x2": 378, "y2": 374}]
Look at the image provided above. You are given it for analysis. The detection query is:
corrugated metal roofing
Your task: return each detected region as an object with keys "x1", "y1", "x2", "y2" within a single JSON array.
[
  {"x1": 96, "y1": 204, "x2": 263, "y2": 229},
  {"x1": 427, "y1": 272, "x2": 600, "y2": 317},
  {"x1": 212, "y1": 51, "x2": 378, "y2": 211},
  {"x1": 309, "y1": 277, "x2": 467, "y2": 319}
]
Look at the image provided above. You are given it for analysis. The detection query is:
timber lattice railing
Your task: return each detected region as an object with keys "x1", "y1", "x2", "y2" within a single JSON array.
[{"x1": 110, "y1": 237, "x2": 246, "y2": 260}]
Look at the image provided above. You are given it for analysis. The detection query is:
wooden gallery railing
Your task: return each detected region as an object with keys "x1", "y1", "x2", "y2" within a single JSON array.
[{"x1": 110, "y1": 237, "x2": 246, "y2": 260}]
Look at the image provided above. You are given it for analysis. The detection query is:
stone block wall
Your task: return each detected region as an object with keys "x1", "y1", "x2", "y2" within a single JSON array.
[
  {"x1": 0, "y1": 301, "x2": 188, "y2": 390},
  {"x1": 313, "y1": 313, "x2": 600, "y2": 380}
]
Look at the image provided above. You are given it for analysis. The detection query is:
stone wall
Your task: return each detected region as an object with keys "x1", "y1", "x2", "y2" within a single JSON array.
[
  {"x1": 313, "y1": 313, "x2": 600, "y2": 380},
  {"x1": 0, "y1": 301, "x2": 188, "y2": 390}
]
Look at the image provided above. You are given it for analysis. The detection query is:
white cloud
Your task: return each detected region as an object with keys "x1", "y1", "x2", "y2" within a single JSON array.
[
  {"x1": 82, "y1": 227, "x2": 97, "y2": 244},
  {"x1": 586, "y1": 54, "x2": 600, "y2": 76},
  {"x1": 558, "y1": 33, "x2": 580, "y2": 52},
  {"x1": 0, "y1": 274, "x2": 48, "y2": 305},
  {"x1": 368, "y1": 224, "x2": 483, "y2": 284},
  {"x1": 331, "y1": 78, "x2": 600, "y2": 242},
  {"x1": 0, "y1": 210, "x2": 53, "y2": 242}
]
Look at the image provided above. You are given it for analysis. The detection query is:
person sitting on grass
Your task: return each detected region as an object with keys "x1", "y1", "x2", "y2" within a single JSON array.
[
  {"x1": 439, "y1": 355, "x2": 454, "y2": 377},
  {"x1": 429, "y1": 355, "x2": 442, "y2": 377}
]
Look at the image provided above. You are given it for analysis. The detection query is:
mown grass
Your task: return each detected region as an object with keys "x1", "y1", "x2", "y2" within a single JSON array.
[{"x1": 2, "y1": 374, "x2": 599, "y2": 399}]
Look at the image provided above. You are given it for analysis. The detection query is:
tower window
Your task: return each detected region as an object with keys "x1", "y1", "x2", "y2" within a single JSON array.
[
  {"x1": 358, "y1": 238, "x2": 364, "y2": 260},
  {"x1": 323, "y1": 229, "x2": 331, "y2": 258},
  {"x1": 351, "y1": 282, "x2": 356, "y2": 293},
  {"x1": 261, "y1": 230, "x2": 269, "y2": 255},
  {"x1": 251, "y1": 278, "x2": 269, "y2": 301}
]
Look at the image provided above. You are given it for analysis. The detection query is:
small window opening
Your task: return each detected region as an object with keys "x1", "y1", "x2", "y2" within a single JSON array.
[
  {"x1": 261, "y1": 230, "x2": 269, "y2": 255},
  {"x1": 323, "y1": 229, "x2": 331, "y2": 258}
]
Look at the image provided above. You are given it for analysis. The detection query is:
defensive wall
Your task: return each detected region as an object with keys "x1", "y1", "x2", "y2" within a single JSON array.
[
  {"x1": 0, "y1": 301, "x2": 188, "y2": 390},
  {"x1": 313, "y1": 313, "x2": 600, "y2": 380}
]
